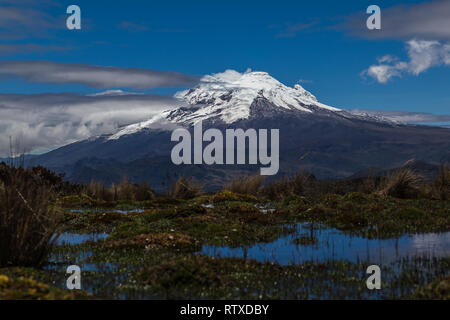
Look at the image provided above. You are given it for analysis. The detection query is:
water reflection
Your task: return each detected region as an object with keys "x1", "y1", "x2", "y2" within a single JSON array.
[
  {"x1": 68, "y1": 209, "x2": 144, "y2": 214},
  {"x1": 201, "y1": 223, "x2": 450, "y2": 265},
  {"x1": 55, "y1": 232, "x2": 109, "y2": 245}
]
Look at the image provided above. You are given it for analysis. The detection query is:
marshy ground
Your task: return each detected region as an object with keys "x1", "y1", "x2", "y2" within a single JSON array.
[{"x1": 1, "y1": 190, "x2": 449, "y2": 300}]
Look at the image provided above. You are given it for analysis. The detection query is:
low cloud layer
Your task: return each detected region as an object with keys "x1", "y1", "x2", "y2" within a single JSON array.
[
  {"x1": 343, "y1": 0, "x2": 450, "y2": 41},
  {"x1": 350, "y1": 109, "x2": 450, "y2": 125},
  {"x1": 0, "y1": 61, "x2": 200, "y2": 89},
  {"x1": 0, "y1": 92, "x2": 184, "y2": 156},
  {"x1": 362, "y1": 40, "x2": 450, "y2": 83}
]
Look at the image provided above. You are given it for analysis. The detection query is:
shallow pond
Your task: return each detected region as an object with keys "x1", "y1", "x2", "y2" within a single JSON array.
[
  {"x1": 69, "y1": 208, "x2": 144, "y2": 214},
  {"x1": 55, "y1": 232, "x2": 109, "y2": 246},
  {"x1": 200, "y1": 223, "x2": 450, "y2": 265},
  {"x1": 44, "y1": 225, "x2": 449, "y2": 299}
]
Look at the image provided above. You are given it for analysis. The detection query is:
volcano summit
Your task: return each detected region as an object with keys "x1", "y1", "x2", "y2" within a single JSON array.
[{"x1": 29, "y1": 70, "x2": 450, "y2": 190}]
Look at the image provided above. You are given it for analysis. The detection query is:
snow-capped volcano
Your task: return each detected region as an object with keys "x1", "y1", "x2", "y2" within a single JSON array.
[
  {"x1": 110, "y1": 70, "x2": 343, "y2": 139},
  {"x1": 174, "y1": 69, "x2": 340, "y2": 122},
  {"x1": 30, "y1": 69, "x2": 450, "y2": 189}
]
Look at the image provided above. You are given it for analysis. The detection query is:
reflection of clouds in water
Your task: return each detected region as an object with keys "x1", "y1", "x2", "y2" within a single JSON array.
[
  {"x1": 411, "y1": 233, "x2": 450, "y2": 255},
  {"x1": 201, "y1": 224, "x2": 450, "y2": 265}
]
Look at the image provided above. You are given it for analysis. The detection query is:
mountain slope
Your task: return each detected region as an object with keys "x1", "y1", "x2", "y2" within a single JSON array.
[{"x1": 29, "y1": 70, "x2": 450, "y2": 190}]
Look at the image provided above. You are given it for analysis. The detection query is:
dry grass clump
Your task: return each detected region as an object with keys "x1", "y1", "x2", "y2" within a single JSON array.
[
  {"x1": 84, "y1": 177, "x2": 155, "y2": 202},
  {"x1": 433, "y1": 163, "x2": 450, "y2": 200},
  {"x1": 261, "y1": 171, "x2": 308, "y2": 200},
  {"x1": 0, "y1": 164, "x2": 60, "y2": 267},
  {"x1": 170, "y1": 176, "x2": 203, "y2": 200},
  {"x1": 376, "y1": 169, "x2": 423, "y2": 199},
  {"x1": 85, "y1": 181, "x2": 115, "y2": 202},
  {"x1": 115, "y1": 177, "x2": 135, "y2": 201},
  {"x1": 225, "y1": 174, "x2": 264, "y2": 196},
  {"x1": 133, "y1": 182, "x2": 155, "y2": 201}
]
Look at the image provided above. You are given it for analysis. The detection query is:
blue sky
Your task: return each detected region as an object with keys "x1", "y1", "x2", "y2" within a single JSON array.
[
  {"x1": 0, "y1": 0, "x2": 449, "y2": 154},
  {"x1": 0, "y1": 0, "x2": 448, "y2": 112}
]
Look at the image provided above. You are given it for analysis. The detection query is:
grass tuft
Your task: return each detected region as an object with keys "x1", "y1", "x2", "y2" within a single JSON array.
[
  {"x1": 170, "y1": 176, "x2": 203, "y2": 200},
  {"x1": 0, "y1": 164, "x2": 60, "y2": 267},
  {"x1": 377, "y1": 169, "x2": 423, "y2": 199},
  {"x1": 225, "y1": 174, "x2": 264, "y2": 196},
  {"x1": 433, "y1": 163, "x2": 450, "y2": 200}
]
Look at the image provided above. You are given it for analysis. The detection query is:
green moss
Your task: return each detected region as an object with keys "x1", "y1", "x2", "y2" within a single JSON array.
[
  {"x1": 57, "y1": 194, "x2": 96, "y2": 208},
  {"x1": 108, "y1": 220, "x2": 152, "y2": 239},
  {"x1": 319, "y1": 194, "x2": 342, "y2": 209},
  {"x1": 127, "y1": 254, "x2": 449, "y2": 300},
  {"x1": 342, "y1": 192, "x2": 372, "y2": 204},
  {"x1": 170, "y1": 204, "x2": 208, "y2": 218},
  {"x1": 212, "y1": 190, "x2": 258, "y2": 203},
  {"x1": 17, "y1": 189, "x2": 448, "y2": 300},
  {"x1": 0, "y1": 272, "x2": 90, "y2": 300},
  {"x1": 396, "y1": 207, "x2": 426, "y2": 219},
  {"x1": 63, "y1": 210, "x2": 131, "y2": 233},
  {"x1": 57, "y1": 194, "x2": 116, "y2": 208},
  {"x1": 409, "y1": 276, "x2": 450, "y2": 300},
  {"x1": 281, "y1": 195, "x2": 310, "y2": 210},
  {"x1": 295, "y1": 196, "x2": 450, "y2": 238},
  {"x1": 303, "y1": 205, "x2": 334, "y2": 216},
  {"x1": 103, "y1": 232, "x2": 200, "y2": 252}
]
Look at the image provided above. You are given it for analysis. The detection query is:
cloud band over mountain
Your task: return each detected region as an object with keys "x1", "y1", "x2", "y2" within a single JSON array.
[
  {"x1": 0, "y1": 61, "x2": 200, "y2": 89},
  {"x1": 0, "y1": 92, "x2": 184, "y2": 155},
  {"x1": 349, "y1": 109, "x2": 450, "y2": 125}
]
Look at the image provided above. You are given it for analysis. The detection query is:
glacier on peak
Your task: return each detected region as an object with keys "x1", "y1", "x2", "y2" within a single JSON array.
[
  {"x1": 178, "y1": 70, "x2": 332, "y2": 104},
  {"x1": 109, "y1": 69, "x2": 342, "y2": 140},
  {"x1": 174, "y1": 69, "x2": 340, "y2": 122}
]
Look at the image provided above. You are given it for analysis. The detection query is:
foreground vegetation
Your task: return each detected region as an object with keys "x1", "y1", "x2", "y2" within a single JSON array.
[{"x1": 0, "y1": 163, "x2": 449, "y2": 299}]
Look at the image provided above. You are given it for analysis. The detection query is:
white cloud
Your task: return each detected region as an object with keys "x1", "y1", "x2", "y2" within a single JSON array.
[
  {"x1": 363, "y1": 40, "x2": 450, "y2": 83},
  {"x1": 0, "y1": 92, "x2": 185, "y2": 156},
  {"x1": 0, "y1": 61, "x2": 199, "y2": 89},
  {"x1": 377, "y1": 55, "x2": 397, "y2": 64},
  {"x1": 343, "y1": 0, "x2": 450, "y2": 41},
  {"x1": 349, "y1": 109, "x2": 450, "y2": 125},
  {"x1": 407, "y1": 40, "x2": 442, "y2": 75},
  {"x1": 364, "y1": 62, "x2": 407, "y2": 84}
]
